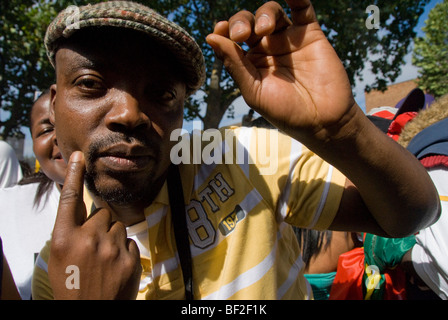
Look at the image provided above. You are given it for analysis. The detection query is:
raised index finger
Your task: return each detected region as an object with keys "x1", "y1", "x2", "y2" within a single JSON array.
[{"x1": 54, "y1": 151, "x2": 87, "y2": 231}]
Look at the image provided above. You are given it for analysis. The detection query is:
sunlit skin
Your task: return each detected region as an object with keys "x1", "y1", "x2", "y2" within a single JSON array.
[
  {"x1": 30, "y1": 92, "x2": 66, "y2": 186},
  {"x1": 50, "y1": 29, "x2": 186, "y2": 226}
]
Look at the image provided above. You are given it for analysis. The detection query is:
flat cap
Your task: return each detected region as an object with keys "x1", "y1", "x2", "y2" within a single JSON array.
[{"x1": 45, "y1": 1, "x2": 205, "y2": 94}]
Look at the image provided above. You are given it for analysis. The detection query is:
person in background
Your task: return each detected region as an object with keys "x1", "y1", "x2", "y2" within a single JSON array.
[
  {"x1": 356, "y1": 93, "x2": 448, "y2": 300},
  {"x1": 18, "y1": 89, "x2": 66, "y2": 206},
  {"x1": 0, "y1": 90, "x2": 67, "y2": 299},
  {"x1": 0, "y1": 140, "x2": 23, "y2": 188},
  {"x1": 291, "y1": 90, "x2": 431, "y2": 300},
  {"x1": 399, "y1": 94, "x2": 448, "y2": 300},
  {"x1": 329, "y1": 89, "x2": 441, "y2": 300},
  {"x1": 366, "y1": 88, "x2": 434, "y2": 141},
  {"x1": 295, "y1": 229, "x2": 362, "y2": 299}
]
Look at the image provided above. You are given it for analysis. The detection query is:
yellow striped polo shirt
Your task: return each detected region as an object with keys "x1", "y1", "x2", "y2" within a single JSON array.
[{"x1": 32, "y1": 126, "x2": 345, "y2": 300}]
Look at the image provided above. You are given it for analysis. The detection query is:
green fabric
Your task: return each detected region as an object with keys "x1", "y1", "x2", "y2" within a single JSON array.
[
  {"x1": 304, "y1": 272, "x2": 336, "y2": 300},
  {"x1": 362, "y1": 233, "x2": 416, "y2": 299},
  {"x1": 363, "y1": 233, "x2": 416, "y2": 272}
]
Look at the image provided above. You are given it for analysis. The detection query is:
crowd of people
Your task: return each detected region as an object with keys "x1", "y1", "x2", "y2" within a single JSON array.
[{"x1": 0, "y1": 0, "x2": 446, "y2": 301}]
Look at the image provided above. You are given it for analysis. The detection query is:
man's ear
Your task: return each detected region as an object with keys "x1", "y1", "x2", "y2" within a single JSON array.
[{"x1": 49, "y1": 84, "x2": 57, "y2": 125}]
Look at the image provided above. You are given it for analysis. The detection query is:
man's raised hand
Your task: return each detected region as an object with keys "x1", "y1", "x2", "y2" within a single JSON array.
[
  {"x1": 48, "y1": 151, "x2": 142, "y2": 300},
  {"x1": 206, "y1": 0, "x2": 357, "y2": 144}
]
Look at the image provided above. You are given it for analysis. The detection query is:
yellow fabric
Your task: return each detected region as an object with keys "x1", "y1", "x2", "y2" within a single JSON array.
[
  {"x1": 35, "y1": 159, "x2": 40, "y2": 173},
  {"x1": 32, "y1": 127, "x2": 345, "y2": 300},
  {"x1": 364, "y1": 264, "x2": 382, "y2": 300}
]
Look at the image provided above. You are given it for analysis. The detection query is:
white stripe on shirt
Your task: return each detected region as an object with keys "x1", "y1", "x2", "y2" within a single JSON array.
[
  {"x1": 278, "y1": 138, "x2": 303, "y2": 221},
  {"x1": 307, "y1": 165, "x2": 334, "y2": 229}
]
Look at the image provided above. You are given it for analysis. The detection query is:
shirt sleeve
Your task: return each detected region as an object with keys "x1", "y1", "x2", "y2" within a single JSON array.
[
  {"x1": 277, "y1": 139, "x2": 346, "y2": 230},
  {"x1": 230, "y1": 126, "x2": 346, "y2": 230}
]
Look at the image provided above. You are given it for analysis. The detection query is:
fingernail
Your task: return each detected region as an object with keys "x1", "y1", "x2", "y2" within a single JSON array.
[
  {"x1": 230, "y1": 21, "x2": 245, "y2": 39},
  {"x1": 70, "y1": 151, "x2": 83, "y2": 162},
  {"x1": 256, "y1": 14, "x2": 271, "y2": 31}
]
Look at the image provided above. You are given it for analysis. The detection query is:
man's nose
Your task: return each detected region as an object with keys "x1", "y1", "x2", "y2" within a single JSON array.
[{"x1": 105, "y1": 91, "x2": 151, "y2": 133}]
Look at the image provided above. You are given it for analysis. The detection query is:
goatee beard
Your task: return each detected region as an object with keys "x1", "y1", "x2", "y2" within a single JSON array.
[
  {"x1": 84, "y1": 170, "x2": 155, "y2": 206},
  {"x1": 84, "y1": 133, "x2": 159, "y2": 206}
]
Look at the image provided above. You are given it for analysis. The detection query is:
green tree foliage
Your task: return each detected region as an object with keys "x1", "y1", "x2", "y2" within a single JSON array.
[
  {"x1": 1, "y1": 0, "x2": 53, "y2": 139},
  {"x1": 413, "y1": 0, "x2": 448, "y2": 98},
  {"x1": 0, "y1": 0, "x2": 431, "y2": 138},
  {"x1": 314, "y1": 0, "x2": 429, "y2": 93},
  {"x1": 0, "y1": 0, "x2": 102, "y2": 140}
]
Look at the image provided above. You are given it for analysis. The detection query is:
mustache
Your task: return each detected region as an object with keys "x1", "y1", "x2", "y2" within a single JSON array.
[{"x1": 86, "y1": 133, "x2": 159, "y2": 164}]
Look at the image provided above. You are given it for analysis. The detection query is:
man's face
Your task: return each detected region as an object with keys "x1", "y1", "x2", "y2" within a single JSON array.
[{"x1": 51, "y1": 29, "x2": 186, "y2": 207}]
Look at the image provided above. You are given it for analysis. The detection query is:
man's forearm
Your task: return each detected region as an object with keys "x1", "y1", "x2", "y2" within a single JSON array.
[{"x1": 298, "y1": 104, "x2": 440, "y2": 237}]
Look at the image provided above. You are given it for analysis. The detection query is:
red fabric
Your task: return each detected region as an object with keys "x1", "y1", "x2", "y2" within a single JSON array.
[
  {"x1": 328, "y1": 247, "x2": 408, "y2": 300},
  {"x1": 387, "y1": 112, "x2": 418, "y2": 141},
  {"x1": 420, "y1": 155, "x2": 448, "y2": 168},
  {"x1": 372, "y1": 109, "x2": 396, "y2": 120},
  {"x1": 328, "y1": 247, "x2": 365, "y2": 300},
  {"x1": 383, "y1": 267, "x2": 407, "y2": 300}
]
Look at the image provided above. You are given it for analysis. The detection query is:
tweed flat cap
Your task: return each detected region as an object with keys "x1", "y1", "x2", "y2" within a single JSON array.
[{"x1": 45, "y1": 1, "x2": 205, "y2": 94}]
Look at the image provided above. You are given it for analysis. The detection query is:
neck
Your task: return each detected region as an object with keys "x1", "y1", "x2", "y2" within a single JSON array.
[{"x1": 103, "y1": 201, "x2": 146, "y2": 227}]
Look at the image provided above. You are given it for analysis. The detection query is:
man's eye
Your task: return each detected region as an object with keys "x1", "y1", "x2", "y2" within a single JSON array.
[
  {"x1": 80, "y1": 79, "x2": 101, "y2": 89},
  {"x1": 35, "y1": 126, "x2": 54, "y2": 138},
  {"x1": 146, "y1": 84, "x2": 177, "y2": 101},
  {"x1": 154, "y1": 87, "x2": 178, "y2": 102},
  {"x1": 159, "y1": 90, "x2": 175, "y2": 101},
  {"x1": 75, "y1": 77, "x2": 105, "y2": 91}
]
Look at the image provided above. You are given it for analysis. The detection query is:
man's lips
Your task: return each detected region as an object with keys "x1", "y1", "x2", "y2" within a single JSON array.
[
  {"x1": 99, "y1": 154, "x2": 153, "y2": 171},
  {"x1": 52, "y1": 152, "x2": 64, "y2": 161},
  {"x1": 95, "y1": 144, "x2": 155, "y2": 172}
]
